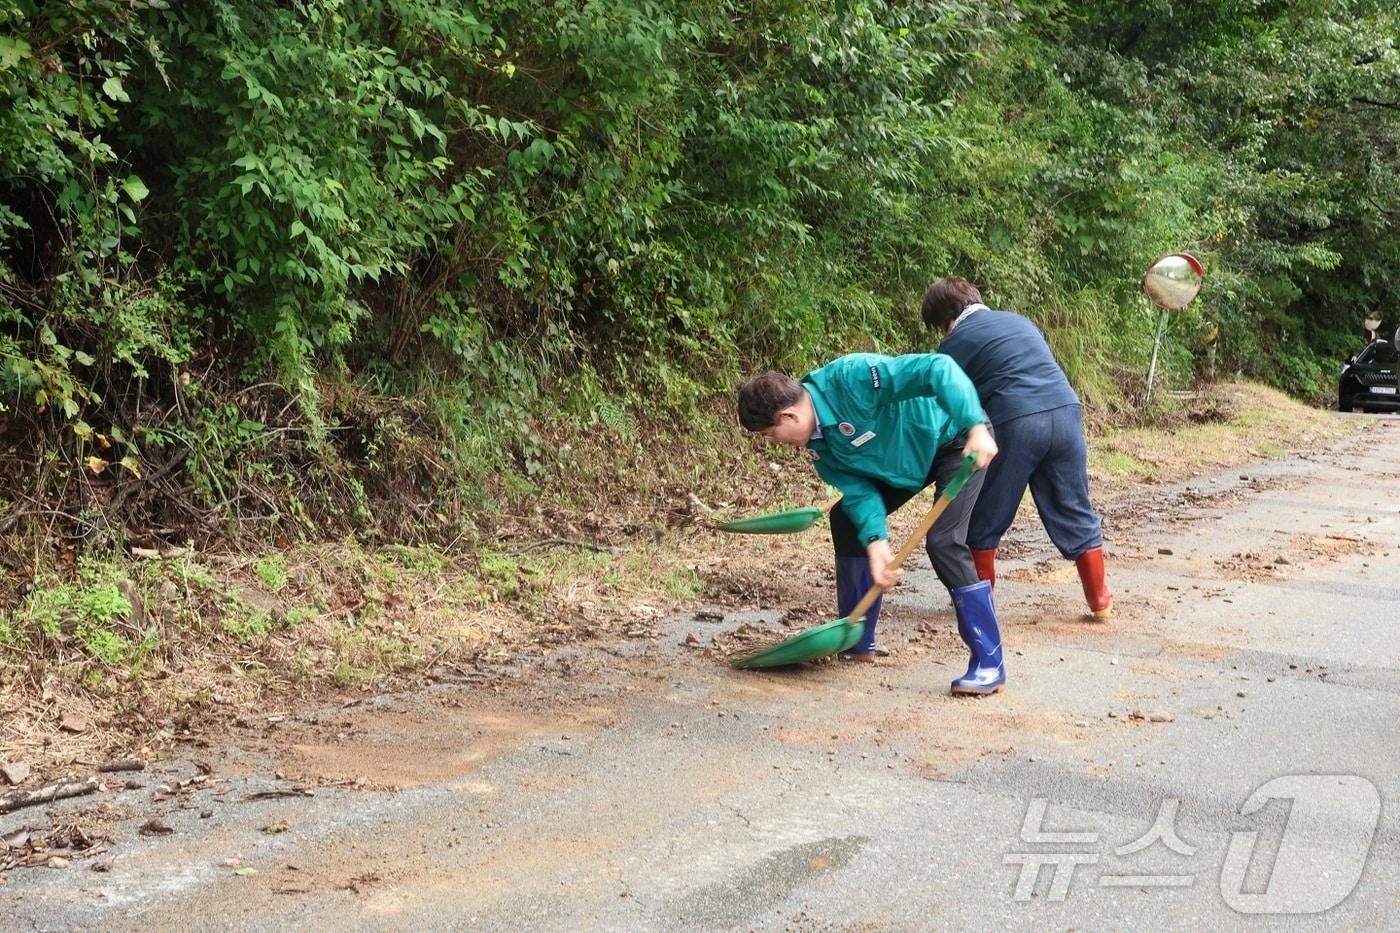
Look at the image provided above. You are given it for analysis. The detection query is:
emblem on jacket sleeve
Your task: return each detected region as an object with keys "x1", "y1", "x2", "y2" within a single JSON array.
[{"x1": 838, "y1": 422, "x2": 855, "y2": 436}]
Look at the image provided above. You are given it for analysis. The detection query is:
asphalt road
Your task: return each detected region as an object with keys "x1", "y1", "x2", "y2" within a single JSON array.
[{"x1": 5, "y1": 415, "x2": 1399, "y2": 932}]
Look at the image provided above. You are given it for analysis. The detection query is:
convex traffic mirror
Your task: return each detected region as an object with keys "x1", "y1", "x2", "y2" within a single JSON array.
[{"x1": 1142, "y1": 253, "x2": 1204, "y2": 310}]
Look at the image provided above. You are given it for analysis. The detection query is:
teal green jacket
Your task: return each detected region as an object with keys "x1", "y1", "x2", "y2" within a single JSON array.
[{"x1": 802, "y1": 353, "x2": 988, "y2": 545}]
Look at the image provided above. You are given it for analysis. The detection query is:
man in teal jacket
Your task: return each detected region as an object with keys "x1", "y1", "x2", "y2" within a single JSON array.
[{"x1": 737, "y1": 353, "x2": 1007, "y2": 694}]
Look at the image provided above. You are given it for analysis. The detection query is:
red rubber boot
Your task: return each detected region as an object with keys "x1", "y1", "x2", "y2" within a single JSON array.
[
  {"x1": 971, "y1": 548, "x2": 997, "y2": 589},
  {"x1": 1075, "y1": 546, "x2": 1113, "y2": 619}
]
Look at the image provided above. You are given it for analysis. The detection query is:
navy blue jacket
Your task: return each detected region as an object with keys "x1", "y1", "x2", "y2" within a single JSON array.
[{"x1": 936, "y1": 308, "x2": 1080, "y2": 424}]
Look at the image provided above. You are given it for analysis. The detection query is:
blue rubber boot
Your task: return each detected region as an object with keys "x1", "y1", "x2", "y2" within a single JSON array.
[
  {"x1": 950, "y1": 580, "x2": 1006, "y2": 694},
  {"x1": 836, "y1": 556, "x2": 882, "y2": 659}
]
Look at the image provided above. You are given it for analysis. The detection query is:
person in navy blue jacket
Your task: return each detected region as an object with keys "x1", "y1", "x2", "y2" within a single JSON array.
[{"x1": 921, "y1": 277, "x2": 1112, "y2": 619}]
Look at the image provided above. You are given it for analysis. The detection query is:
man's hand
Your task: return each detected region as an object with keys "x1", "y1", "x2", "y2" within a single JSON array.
[
  {"x1": 962, "y1": 422, "x2": 998, "y2": 470},
  {"x1": 867, "y1": 538, "x2": 901, "y2": 589}
]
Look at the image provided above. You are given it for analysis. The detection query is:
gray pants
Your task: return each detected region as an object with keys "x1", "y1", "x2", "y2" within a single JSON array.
[{"x1": 828, "y1": 433, "x2": 988, "y2": 592}]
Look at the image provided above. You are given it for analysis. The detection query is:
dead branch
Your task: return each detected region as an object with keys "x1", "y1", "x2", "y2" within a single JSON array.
[
  {"x1": 1352, "y1": 96, "x2": 1400, "y2": 112},
  {"x1": 504, "y1": 538, "x2": 620, "y2": 557},
  {"x1": 0, "y1": 457, "x2": 55, "y2": 536},
  {"x1": 108, "y1": 448, "x2": 188, "y2": 512},
  {"x1": 241, "y1": 787, "x2": 315, "y2": 801},
  {"x1": 0, "y1": 776, "x2": 99, "y2": 814},
  {"x1": 130, "y1": 546, "x2": 189, "y2": 558}
]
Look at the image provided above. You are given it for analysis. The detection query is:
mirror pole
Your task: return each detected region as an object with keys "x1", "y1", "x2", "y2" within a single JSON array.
[{"x1": 1144, "y1": 305, "x2": 1169, "y2": 406}]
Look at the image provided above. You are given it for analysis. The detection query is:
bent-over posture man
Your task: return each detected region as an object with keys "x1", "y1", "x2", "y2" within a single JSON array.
[
  {"x1": 737, "y1": 353, "x2": 1007, "y2": 694},
  {"x1": 922, "y1": 277, "x2": 1112, "y2": 618}
]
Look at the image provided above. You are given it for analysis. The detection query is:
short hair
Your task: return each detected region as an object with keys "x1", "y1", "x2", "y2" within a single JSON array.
[
  {"x1": 921, "y1": 277, "x2": 983, "y2": 329},
  {"x1": 736, "y1": 371, "x2": 804, "y2": 431}
]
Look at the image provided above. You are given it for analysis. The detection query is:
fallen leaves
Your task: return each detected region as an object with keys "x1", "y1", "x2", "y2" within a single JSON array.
[
  {"x1": 59, "y1": 714, "x2": 91, "y2": 735},
  {"x1": 1, "y1": 821, "x2": 110, "y2": 872},
  {"x1": 139, "y1": 818, "x2": 174, "y2": 837}
]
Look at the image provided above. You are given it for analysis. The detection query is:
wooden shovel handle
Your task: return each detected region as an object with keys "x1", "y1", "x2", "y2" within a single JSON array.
[
  {"x1": 819, "y1": 492, "x2": 843, "y2": 515},
  {"x1": 842, "y1": 454, "x2": 979, "y2": 624},
  {"x1": 843, "y1": 493, "x2": 956, "y2": 622}
]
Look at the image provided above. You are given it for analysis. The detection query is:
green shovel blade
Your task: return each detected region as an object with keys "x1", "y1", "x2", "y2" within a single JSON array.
[
  {"x1": 732, "y1": 617, "x2": 863, "y2": 669},
  {"x1": 715, "y1": 505, "x2": 824, "y2": 535},
  {"x1": 732, "y1": 455, "x2": 978, "y2": 670}
]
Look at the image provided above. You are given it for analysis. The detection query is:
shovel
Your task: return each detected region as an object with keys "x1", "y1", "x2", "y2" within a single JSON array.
[
  {"x1": 733, "y1": 455, "x2": 978, "y2": 670},
  {"x1": 714, "y1": 492, "x2": 844, "y2": 535}
]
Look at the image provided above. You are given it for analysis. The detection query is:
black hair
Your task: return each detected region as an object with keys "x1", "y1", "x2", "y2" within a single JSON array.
[{"x1": 736, "y1": 371, "x2": 803, "y2": 431}]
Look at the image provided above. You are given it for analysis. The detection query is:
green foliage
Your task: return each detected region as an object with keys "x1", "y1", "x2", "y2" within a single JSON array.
[
  {"x1": 221, "y1": 608, "x2": 273, "y2": 641},
  {"x1": 10, "y1": 561, "x2": 158, "y2": 676},
  {"x1": 253, "y1": 555, "x2": 289, "y2": 593},
  {"x1": 477, "y1": 552, "x2": 524, "y2": 600},
  {"x1": 1042, "y1": 0, "x2": 1400, "y2": 397},
  {"x1": 2, "y1": 0, "x2": 1397, "y2": 550},
  {"x1": 1, "y1": 1, "x2": 187, "y2": 479}
]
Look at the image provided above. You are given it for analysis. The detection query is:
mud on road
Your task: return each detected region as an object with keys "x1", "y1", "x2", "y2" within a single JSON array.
[{"x1": 4, "y1": 416, "x2": 1400, "y2": 931}]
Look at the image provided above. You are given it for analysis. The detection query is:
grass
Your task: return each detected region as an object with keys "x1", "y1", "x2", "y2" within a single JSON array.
[
  {"x1": 1087, "y1": 382, "x2": 1358, "y2": 485},
  {"x1": 222, "y1": 608, "x2": 274, "y2": 641},
  {"x1": 0, "y1": 541, "x2": 505, "y2": 757},
  {"x1": 0, "y1": 378, "x2": 1364, "y2": 771},
  {"x1": 1093, "y1": 448, "x2": 1159, "y2": 482},
  {"x1": 662, "y1": 564, "x2": 704, "y2": 600},
  {"x1": 8, "y1": 563, "x2": 150, "y2": 682},
  {"x1": 253, "y1": 555, "x2": 289, "y2": 592},
  {"x1": 331, "y1": 662, "x2": 379, "y2": 687}
]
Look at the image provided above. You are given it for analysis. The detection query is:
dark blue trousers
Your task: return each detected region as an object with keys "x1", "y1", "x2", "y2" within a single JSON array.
[{"x1": 967, "y1": 404, "x2": 1103, "y2": 559}]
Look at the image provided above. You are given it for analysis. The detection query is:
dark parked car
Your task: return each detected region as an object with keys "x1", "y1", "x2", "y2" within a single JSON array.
[{"x1": 1339, "y1": 338, "x2": 1399, "y2": 412}]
